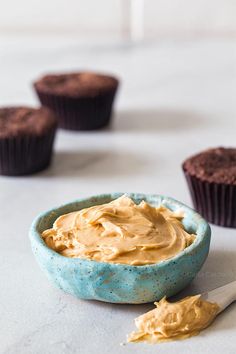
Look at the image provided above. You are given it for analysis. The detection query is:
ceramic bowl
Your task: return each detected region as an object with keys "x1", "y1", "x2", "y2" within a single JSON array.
[{"x1": 29, "y1": 193, "x2": 211, "y2": 304}]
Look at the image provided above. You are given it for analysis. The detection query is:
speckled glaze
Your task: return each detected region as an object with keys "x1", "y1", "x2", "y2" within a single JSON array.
[{"x1": 29, "y1": 193, "x2": 211, "y2": 304}]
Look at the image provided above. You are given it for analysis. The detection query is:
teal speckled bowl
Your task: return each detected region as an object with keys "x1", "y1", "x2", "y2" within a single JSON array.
[{"x1": 29, "y1": 193, "x2": 211, "y2": 304}]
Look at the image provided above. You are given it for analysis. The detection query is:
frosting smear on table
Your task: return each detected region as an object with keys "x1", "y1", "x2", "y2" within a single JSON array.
[
  {"x1": 128, "y1": 295, "x2": 220, "y2": 343},
  {"x1": 42, "y1": 195, "x2": 195, "y2": 266}
]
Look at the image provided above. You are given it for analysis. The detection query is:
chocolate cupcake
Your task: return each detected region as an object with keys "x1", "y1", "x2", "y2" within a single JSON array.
[
  {"x1": 0, "y1": 107, "x2": 57, "y2": 176},
  {"x1": 33, "y1": 72, "x2": 119, "y2": 131},
  {"x1": 183, "y1": 147, "x2": 236, "y2": 228}
]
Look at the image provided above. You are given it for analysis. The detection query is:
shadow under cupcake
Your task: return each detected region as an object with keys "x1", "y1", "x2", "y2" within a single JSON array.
[{"x1": 33, "y1": 72, "x2": 119, "y2": 131}]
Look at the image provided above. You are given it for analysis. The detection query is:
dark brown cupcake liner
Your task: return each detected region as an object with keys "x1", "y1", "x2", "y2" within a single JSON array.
[
  {"x1": 34, "y1": 86, "x2": 118, "y2": 131},
  {"x1": 0, "y1": 129, "x2": 56, "y2": 176},
  {"x1": 183, "y1": 168, "x2": 236, "y2": 228}
]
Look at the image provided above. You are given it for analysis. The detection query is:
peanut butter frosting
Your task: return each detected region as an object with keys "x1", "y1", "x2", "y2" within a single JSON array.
[
  {"x1": 128, "y1": 295, "x2": 220, "y2": 343},
  {"x1": 42, "y1": 195, "x2": 196, "y2": 266}
]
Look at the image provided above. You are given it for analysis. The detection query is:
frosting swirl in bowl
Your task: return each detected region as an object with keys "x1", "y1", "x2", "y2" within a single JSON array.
[{"x1": 42, "y1": 195, "x2": 195, "y2": 266}]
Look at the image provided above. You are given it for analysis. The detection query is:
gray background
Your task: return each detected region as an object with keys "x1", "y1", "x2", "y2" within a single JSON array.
[{"x1": 1, "y1": 36, "x2": 236, "y2": 353}]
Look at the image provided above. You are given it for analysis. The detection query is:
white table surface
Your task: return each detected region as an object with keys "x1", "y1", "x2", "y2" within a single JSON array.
[{"x1": 0, "y1": 35, "x2": 236, "y2": 354}]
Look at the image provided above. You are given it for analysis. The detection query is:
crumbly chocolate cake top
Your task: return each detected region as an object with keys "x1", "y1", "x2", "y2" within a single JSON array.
[
  {"x1": 0, "y1": 107, "x2": 57, "y2": 138},
  {"x1": 34, "y1": 72, "x2": 119, "y2": 97},
  {"x1": 183, "y1": 147, "x2": 236, "y2": 185}
]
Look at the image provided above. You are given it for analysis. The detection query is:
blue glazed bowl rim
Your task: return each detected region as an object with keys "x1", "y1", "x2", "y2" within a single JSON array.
[{"x1": 29, "y1": 192, "x2": 211, "y2": 270}]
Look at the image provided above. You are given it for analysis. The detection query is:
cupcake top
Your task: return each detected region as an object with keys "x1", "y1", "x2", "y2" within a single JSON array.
[
  {"x1": 34, "y1": 72, "x2": 119, "y2": 98},
  {"x1": 183, "y1": 147, "x2": 236, "y2": 185},
  {"x1": 0, "y1": 107, "x2": 57, "y2": 138}
]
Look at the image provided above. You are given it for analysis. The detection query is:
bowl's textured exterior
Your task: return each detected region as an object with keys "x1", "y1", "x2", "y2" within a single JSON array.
[{"x1": 29, "y1": 193, "x2": 211, "y2": 304}]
